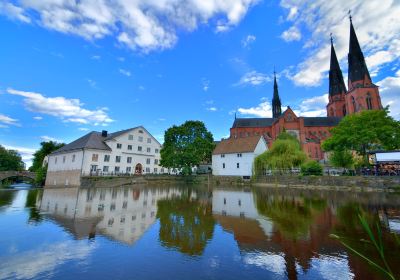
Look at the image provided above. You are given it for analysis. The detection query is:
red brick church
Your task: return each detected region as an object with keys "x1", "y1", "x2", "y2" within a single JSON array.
[{"x1": 230, "y1": 18, "x2": 383, "y2": 161}]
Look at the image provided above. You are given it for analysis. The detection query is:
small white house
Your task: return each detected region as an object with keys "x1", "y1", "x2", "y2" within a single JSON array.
[
  {"x1": 212, "y1": 135, "x2": 268, "y2": 177},
  {"x1": 46, "y1": 126, "x2": 163, "y2": 187}
]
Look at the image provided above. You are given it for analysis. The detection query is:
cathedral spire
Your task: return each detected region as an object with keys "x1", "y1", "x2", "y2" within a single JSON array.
[
  {"x1": 272, "y1": 70, "x2": 282, "y2": 118},
  {"x1": 329, "y1": 35, "x2": 347, "y2": 96},
  {"x1": 348, "y1": 15, "x2": 371, "y2": 88}
]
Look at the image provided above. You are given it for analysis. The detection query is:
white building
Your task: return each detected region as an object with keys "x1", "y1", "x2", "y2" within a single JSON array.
[
  {"x1": 46, "y1": 126, "x2": 164, "y2": 187},
  {"x1": 212, "y1": 135, "x2": 268, "y2": 177}
]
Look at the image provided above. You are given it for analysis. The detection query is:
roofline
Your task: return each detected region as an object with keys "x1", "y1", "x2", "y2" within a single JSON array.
[{"x1": 104, "y1": 126, "x2": 162, "y2": 146}]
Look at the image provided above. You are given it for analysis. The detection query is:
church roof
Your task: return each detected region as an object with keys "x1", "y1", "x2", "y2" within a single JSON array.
[
  {"x1": 232, "y1": 118, "x2": 275, "y2": 128},
  {"x1": 329, "y1": 39, "x2": 347, "y2": 96},
  {"x1": 213, "y1": 135, "x2": 264, "y2": 155},
  {"x1": 303, "y1": 117, "x2": 342, "y2": 127}
]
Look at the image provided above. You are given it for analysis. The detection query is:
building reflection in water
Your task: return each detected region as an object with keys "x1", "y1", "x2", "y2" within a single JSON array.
[{"x1": 38, "y1": 185, "x2": 400, "y2": 280}]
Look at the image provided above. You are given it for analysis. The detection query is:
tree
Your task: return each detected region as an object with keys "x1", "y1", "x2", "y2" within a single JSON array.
[
  {"x1": 322, "y1": 109, "x2": 400, "y2": 160},
  {"x1": 160, "y1": 121, "x2": 215, "y2": 175},
  {"x1": 301, "y1": 160, "x2": 323, "y2": 176},
  {"x1": 254, "y1": 132, "x2": 307, "y2": 175},
  {"x1": 0, "y1": 145, "x2": 24, "y2": 171},
  {"x1": 29, "y1": 141, "x2": 64, "y2": 172},
  {"x1": 329, "y1": 150, "x2": 354, "y2": 171}
]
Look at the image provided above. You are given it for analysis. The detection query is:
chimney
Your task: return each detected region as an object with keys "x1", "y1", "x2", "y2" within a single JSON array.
[{"x1": 101, "y1": 130, "x2": 108, "y2": 137}]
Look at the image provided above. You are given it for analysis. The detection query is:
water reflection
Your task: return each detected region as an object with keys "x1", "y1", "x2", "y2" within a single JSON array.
[{"x1": 0, "y1": 185, "x2": 399, "y2": 280}]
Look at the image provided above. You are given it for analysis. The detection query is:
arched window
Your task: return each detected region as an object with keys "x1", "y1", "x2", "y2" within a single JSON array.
[
  {"x1": 329, "y1": 108, "x2": 334, "y2": 116},
  {"x1": 366, "y1": 93, "x2": 373, "y2": 110},
  {"x1": 343, "y1": 105, "x2": 346, "y2": 116},
  {"x1": 352, "y1": 96, "x2": 356, "y2": 112}
]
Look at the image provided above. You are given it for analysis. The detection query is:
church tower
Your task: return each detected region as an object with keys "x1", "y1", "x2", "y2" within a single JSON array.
[
  {"x1": 326, "y1": 36, "x2": 347, "y2": 117},
  {"x1": 346, "y1": 16, "x2": 382, "y2": 114},
  {"x1": 272, "y1": 72, "x2": 282, "y2": 118}
]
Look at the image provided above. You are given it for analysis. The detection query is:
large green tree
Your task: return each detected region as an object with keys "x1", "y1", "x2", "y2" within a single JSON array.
[
  {"x1": 322, "y1": 109, "x2": 400, "y2": 160},
  {"x1": 160, "y1": 121, "x2": 215, "y2": 175},
  {"x1": 254, "y1": 132, "x2": 307, "y2": 175},
  {"x1": 29, "y1": 141, "x2": 65, "y2": 172},
  {"x1": 329, "y1": 149, "x2": 354, "y2": 170},
  {"x1": 0, "y1": 145, "x2": 24, "y2": 171}
]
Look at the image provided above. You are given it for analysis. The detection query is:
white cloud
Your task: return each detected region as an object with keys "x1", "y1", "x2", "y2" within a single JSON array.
[
  {"x1": 91, "y1": 55, "x2": 101, "y2": 60},
  {"x1": 119, "y1": 68, "x2": 131, "y2": 77},
  {"x1": 0, "y1": 114, "x2": 20, "y2": 127},
  {"x1": 87, "y1": 79, "x2": 97, "y2": 88},
  {"x1": 0, "y1": 2, "x2": 30, "y2": 23},
  {"x1": 33, "y1": 116, "x2": 43, "y2": 120},
  {"x1": 207, "y1": 107, "x2": 217, "y2": 112},
  {"x1": 238, "y1": 99, "x2": 273, "y2": 117},
  {"x1": 280, "y1": 0, "x2": 400, "y2": 86},
  {"x1": 280, "y1": 26, "x2": 301, "y2": 42},
  {"x1": 78, "y1": 127, "x2": 89, "y2": 131},
  {"x1": 296, "y1": 93, "x2": 329, "y2": 117},
  {"x1": 40, "y1": 135, "x2": 63, "y2": 143},
  {"x1": 377, "y1": 69, "x2": 400, "y2": 120},
  {"x1": 6, "y1": 88, "x2": 113, "y2": 126},
  {"x1": 2, "y1": 0, "x2": 259, "y2": 52},
  {"x1": 236, "y1": 71, "x2": 272, "y2": 86},
  {"x1": 202, "y1": 79, "x2": 210, "y2": 91},
  {"x1": 241, "y1": 34, "x2": 256, "y2": 48}
]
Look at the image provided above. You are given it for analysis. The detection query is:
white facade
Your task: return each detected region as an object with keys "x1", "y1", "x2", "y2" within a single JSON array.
[
  {"x1": 212, "y1": 137, "x2": 268, "y2": 177},
  {"x1": 46, "y1": 126, "x2": 164, "y2": 186}
]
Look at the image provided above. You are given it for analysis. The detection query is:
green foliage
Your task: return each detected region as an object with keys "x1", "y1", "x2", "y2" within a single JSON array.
[
  {"x1": 300, "y1": 160, "x2": 323, "y2": 176},
  {"x1": 29, "y1": 141, "x2": 65, "y2": 172},
  {"x1": 35, "y1": 165, "x2": 48, "y2": 186},
  {"x1": 25, "y1": 189, "x2": 43, "y2": 223},
  {"x1": 329, "y1": 149, "x2": 354, "y2": 169},
  {"x1": 0, "y1": 145, "x2": 25, "y2": 171},
  {"x1": 254, "y1": 132, "x2": 307, "y2": 175},
  {"x1": 322, "y1": 109, "x2": 400, "y2": 157},
  {"x1": 160, "y1": 121, "x2": 215, "y2": 175}
]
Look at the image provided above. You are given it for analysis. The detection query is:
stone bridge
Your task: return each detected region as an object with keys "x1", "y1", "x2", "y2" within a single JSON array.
[{"x1": 0, "y1": 171, "x2": 36, "y2": 182}]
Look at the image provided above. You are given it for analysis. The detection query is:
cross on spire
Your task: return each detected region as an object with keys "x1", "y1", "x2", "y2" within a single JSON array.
[{"x1": 348, "y1": 10, "x2": 352, "y2": 22}]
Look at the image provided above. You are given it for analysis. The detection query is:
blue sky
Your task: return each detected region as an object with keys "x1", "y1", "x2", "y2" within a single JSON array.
[{"x1": 1, "y1": 0, "x2": 399, "y2": 167}]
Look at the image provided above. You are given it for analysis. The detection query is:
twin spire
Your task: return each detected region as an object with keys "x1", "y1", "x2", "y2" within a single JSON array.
[
  {"x1": 272, "y1": 70, "x2": 282, "y2": 118},
  {"x1": 329, "y1": 15, "x2": 371, "y2": 96}
]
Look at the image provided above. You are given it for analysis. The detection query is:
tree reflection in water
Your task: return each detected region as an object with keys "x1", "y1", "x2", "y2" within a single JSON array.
[
  {"x1": 157, "y1": 190, "x2": 215, "y2": 256},
  {"x1": 25, "y1": 189, "x2": 43, "y2": 224}
]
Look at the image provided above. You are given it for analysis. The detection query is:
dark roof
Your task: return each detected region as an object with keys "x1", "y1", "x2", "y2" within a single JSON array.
[
  {"x1": 213, "y1": 136, "x2": 264, "y2": 155},
  {"x1": 329, "y1": 41, "x2": 347, "y2": 96},
  {"x1": 105, "y1": 127, "x2": 138, "y2": 140},
  {"x1": 232, "y1": 118, "x2": 274, "y2": 128},
  {"x1": 348, "y1": 20, "x2": 371, "y2": 83},
  {"x1": 303, "y1": 117, "x2": 341, "y2": 127},
  {"x1": 51, "y1": 131, "x2": 111, "y2": 154}
]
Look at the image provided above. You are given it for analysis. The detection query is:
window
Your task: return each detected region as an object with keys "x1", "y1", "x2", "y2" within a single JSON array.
[
  {"x1": 116, "y1": 156, "x2": 121, "y2": 163},
  {"x1": 330, "y1": 108, "x2": 334, "y2": 116},
  {"x1": 147, "y1": 147, "x2": 151, "y2": 153},
  {"x1": 123, "y1": 201, "x2": 128, "y2": 209},
  {"x1": 237, "y1": 163, "x2": 240, "y2": 168},
  {"x1": 126, "y1": 166, "x2": 131, "y2": 173},
  {"x1": 352, "y1": 96, "x2": 356, "y2": 112},
  {"x1": 138, "y1": 130, "x2": 143, "y2": 133},
  {"x1": 145, "y1": 167, "x2": 150, "y2": 173},
  {"x1": 92, "y1": 154, "x2": 98, "y2": 162},
  {"x1": 161, "y1": 168, "x2": 164, "y2": 173},
  {"x1": 128, "y1": 145, "x2": 132, "y2": 150},
  {"x1": 72, "y1": 154, "x2": 76, "y2": 162},
  {"x1": 103, "y1": 166, "x2": 109, "y2": 172},
  {"x1": 146, "y1": 158, "x2": 151, "y2": 164},
  {"x1": 55, "y1": 157, "x2": 58, "y2": 164},
  {"x1": 155, "y1": 149, "x2": 159, "y2": 153},
  {"x1": 128, "y1": 134, "x2": 133, "y2": 140},
  {"x1": 115, "y1": 166, "x2": 120, "y2": 172},
  {"x1": 221, "y1": 154, "x2": 225, "y2": 158},
  {"x1": 103, "y1": 155, "x2": 110, "y2": 162},
  {"x1": 154, "y1": 168, "x2": 158, "y2": 173},
  {"x1": 222, "y1": 163, "x2": 225, "y2": 169},
  {"x1": 343, "y1": 105, "x2": 347, "y2": 116},
  {"x1": 154, "y1": 159, "x2": 159, "y2": 165},
  {"x1": 366, "y1": 93, "x2": 373, "y2": 110},
  {"x1": 138, "y1": 146, "x2": 142, "y2": 152},
  {"x1": 63, "y1": 156, "x2": 66, "y2": 163},
  {"x1": 127, "y1": 157, "x2": 132, "y2": 163},
  {"x1": 147, "y1": 138, "x2": 151, "y2": 143},
  {"x1": 138, "y1": 136, "x2": 143, "y2": 142},
  {"x1": 117, "y1": 143, "x2": 122, "y2": 149},
  {"x1": 237, "y1": 153, "x2": 242, "y2": 157},
  {"x1": 90, "y1": 165, "x2": 98, "y2": 172}
]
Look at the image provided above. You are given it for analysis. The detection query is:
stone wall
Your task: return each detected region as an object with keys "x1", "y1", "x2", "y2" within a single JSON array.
[{"x1": 45, "y1": 170, "x2": 82, "y2": 187}]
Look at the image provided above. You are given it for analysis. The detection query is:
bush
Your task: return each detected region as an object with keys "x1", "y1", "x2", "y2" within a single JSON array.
[{"x1": 301, "y1": 160, "x2": 323, "y2": 176}]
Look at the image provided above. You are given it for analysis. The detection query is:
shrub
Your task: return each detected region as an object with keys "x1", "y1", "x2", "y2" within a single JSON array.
[{"x1": 301, "y1": 160, "x2": 323, "y2": 176}]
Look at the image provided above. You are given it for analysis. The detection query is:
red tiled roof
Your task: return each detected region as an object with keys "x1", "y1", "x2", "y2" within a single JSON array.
[{"x1": 213, "y1": 136, "x2": 263, "y2": 155}]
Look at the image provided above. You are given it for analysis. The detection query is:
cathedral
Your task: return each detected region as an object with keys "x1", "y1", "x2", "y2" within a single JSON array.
[{"x1": 230, "y1": 18, "x2": 383, "y2": 161}]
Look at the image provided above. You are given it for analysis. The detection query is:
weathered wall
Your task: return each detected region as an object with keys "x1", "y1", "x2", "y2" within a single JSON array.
[{"x1": 45, "y1": 170, "x2": 82, "y2": 187}]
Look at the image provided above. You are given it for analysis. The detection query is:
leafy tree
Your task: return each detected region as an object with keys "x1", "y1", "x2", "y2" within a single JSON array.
[
  {"x1": 35, "y1": 165, "x2": 48, "y2": 186},
  {"x1": 329, "y1": 150, "x2": 354, "y2": 170},
  {"x1": 301, "y1": 160, "x2": 323, "y2": 176},
  {"x1": 160, "y1": 121, "x2": 215, "y2": 175},
  {"x1": 322, "y1": 109, "x2": 400, "y2": 160},
  {"x1": 29, "y1": 141, "x2": 64, "y2": 172},
  {"x1": 0, "y1": 145, "x2": 24, "y2": 171},
  {"x1": 254, "y1": 132, "x2": 307, "y2": 175}
]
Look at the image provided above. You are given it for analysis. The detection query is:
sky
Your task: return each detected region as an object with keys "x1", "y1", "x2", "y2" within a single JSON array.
[{"x1": 0, "y1": 0, "x2": 400, "y2": 167}]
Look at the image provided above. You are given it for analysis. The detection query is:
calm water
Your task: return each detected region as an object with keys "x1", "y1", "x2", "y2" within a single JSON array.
[{"x1": 0, "y1": 185, "x2": 399, "y2": 280}]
